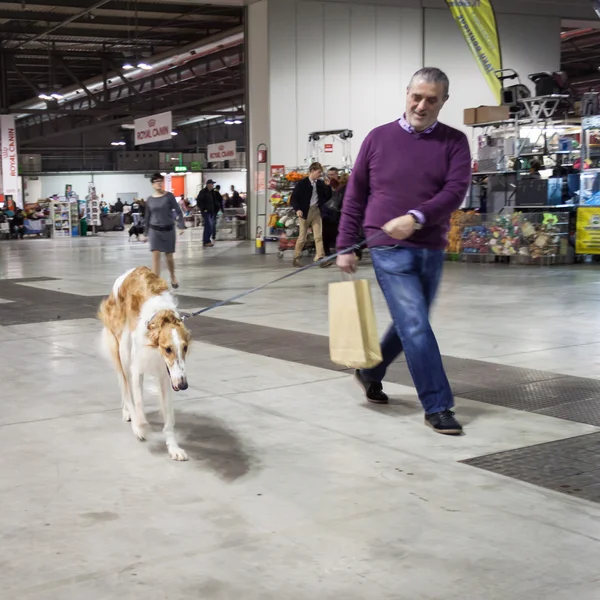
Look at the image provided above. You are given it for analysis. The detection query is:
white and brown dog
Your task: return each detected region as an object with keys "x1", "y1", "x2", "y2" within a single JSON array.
[{"x1": 99, "y1": 266, "x2": 191, "y2": 461}]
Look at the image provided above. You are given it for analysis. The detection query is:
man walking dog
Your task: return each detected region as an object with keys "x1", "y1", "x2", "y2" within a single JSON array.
[{"x1": 336, "y1": 67, "x2": 471, "y2": 435}]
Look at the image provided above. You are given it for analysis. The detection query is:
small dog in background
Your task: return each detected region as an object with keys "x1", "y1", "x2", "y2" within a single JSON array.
[
  {"x1": 129, "y1": 222, "x2": 144, "y2": 241},
  {"x1": 98, "y1": 266, "x2": 192, "y2": 461}
]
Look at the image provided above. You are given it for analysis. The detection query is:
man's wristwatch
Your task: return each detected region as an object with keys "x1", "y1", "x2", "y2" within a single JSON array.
[{"x1": 409, "y1": 213, "x2": 424, "y2": 230}]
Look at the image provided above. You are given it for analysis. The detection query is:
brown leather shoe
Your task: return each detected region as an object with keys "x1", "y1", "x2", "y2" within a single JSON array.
[{"x1": 292, "y1": 258, "x2": 301, "y2": 268}]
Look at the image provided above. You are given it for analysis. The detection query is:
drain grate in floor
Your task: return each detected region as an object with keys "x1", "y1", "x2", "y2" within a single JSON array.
[
  {"x1": 457, "y1": 377, "x2": 600, "y2": 412},
  {"x1": 462, "y1": 433, "x2": 600, "y2": 504}
]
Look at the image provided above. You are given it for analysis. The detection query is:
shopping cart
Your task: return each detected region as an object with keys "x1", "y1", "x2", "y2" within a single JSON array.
[{"x1": 277, "y1": 231, "x2": 315, "y2": 258}]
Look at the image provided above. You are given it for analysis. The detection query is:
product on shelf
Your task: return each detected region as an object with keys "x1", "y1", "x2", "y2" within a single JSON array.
[
  {"x1": 488, "y1": 213, "x2": 521, "y2": 255},
  {"x1": 447, "y1": 210, "x2": 481, "y2": 254}
]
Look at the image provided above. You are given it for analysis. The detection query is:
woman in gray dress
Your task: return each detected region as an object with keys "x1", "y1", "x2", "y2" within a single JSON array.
[{"x1": 143, "y1": 173, "x2": 186, "y2": 289}]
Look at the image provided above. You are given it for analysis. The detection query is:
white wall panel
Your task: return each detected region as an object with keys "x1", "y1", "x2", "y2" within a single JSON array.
[
  {"x1": 374, "y1": 7, "x2": 404, "y2": 126},
  {"x1": 268, "y1": 0, "x2": 298, "y2": 168},
  {"x1": 268, "y1": 1, "x2": 425, "y2": 167},
  {"x1": 400, "y1": 9, "x2": 423, "y2": 93},
  {"x1": 39, "y1": 173, "x2": 150, "y2": 202},
  {"x1": 349, "y1": 4, "x2": 377, "y2": 154},
  {"x1": 295, "y1": 2, "x2": 326, "y2": 166},
  {"x1": 323, "y1": 3, "x2": 351, "y2": 129}
]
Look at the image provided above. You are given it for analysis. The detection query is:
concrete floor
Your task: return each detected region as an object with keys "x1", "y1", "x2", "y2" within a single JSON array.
[{"x1": 1, "y1": 233, "x2": 600, "y2": 599}]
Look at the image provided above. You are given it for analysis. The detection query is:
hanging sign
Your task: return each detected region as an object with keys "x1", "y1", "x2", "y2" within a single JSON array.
[
  {"x1": 0, "y1": 115, "x2": 18, "y2": 197},
  {"x1": 576, "y1": 207, "x2": 600, "y2": 254},
  {"x1": 134, "y1": 111, "x2": 173, "y2": 145},
  {"x1": 445, "y1": 1, "x2": 502, "y2": 103},
  {"x1": 207, "y1": 140, "x2": 237, "y2": 162},
  {"x1": 324, "y1": 143, "x2": 334, "y2": 153}
]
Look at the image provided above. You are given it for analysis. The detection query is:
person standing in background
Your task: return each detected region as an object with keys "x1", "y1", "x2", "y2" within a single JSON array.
[
  {"x1": 336, "y1": 67, "x2": 471, "y2": 435},
  {"x1": 214, "y1": 186, "x2": 224, "y2": 213},
  {"x1": 143, "y1": 173, "x2": 187, "y2": 289},
  {"x1": 322, "y1": 170, "x2": 346, "y2": 257},
  {"x1": 230, "y1": 185, "x2": 242, "y2": 208},
  {"x1": 196, "y1": 179, "x2": 219, "y2": 248},
  {"x1": 290, "y1": 162, "x2": 332, "y2": 267}
]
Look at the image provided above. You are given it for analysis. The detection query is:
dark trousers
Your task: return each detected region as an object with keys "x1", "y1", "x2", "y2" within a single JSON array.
[
  {"x1": 203, "y1": 213, "x2": 215, "y2": 245},
  {"x1": 322, "y1": 217, "x2": 339, "y2": 256}
]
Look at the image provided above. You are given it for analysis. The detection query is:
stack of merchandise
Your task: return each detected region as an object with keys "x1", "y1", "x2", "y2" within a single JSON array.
[
  {"x1": 488, "y1": 213, "x2": 522, "y2": 256},
  {"x1": 519, "y1": 214, "x2": 563, "y2": 259},
  {"x1": 462, "y1": 225, "x2": 490, "y2": 255},
  {"x1": 447, "y1": 210, "x2": 481, "y2": 256}
]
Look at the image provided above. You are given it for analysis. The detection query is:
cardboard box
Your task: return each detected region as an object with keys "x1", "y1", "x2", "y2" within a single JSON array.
[{"x1": 464, "y1": 105, "x2": 510, "y2": 126}]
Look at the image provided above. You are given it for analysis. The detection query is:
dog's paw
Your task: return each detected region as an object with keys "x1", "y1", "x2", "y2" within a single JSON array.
[
  {"x1": 131, "y1": 421, "x2": 148, "y2": 441},
  {"x1": 168, "y1": 446, "x2": 188, "y2": 461},
  {"x1": 122, "y1": 408, "x2": 131, "y2": 422}
]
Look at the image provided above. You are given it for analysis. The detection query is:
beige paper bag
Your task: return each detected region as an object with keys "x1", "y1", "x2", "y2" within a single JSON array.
[{"x1": 328, "y1": 279, "x2": 383, "y2": 369}]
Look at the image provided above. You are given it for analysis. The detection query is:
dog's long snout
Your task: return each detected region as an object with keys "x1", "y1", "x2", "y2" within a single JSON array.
[{"x1": 177, "y1": 379, "x2": 188, "y2": 391}]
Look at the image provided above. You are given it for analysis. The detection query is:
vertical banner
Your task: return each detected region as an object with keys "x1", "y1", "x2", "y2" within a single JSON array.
[
  {"x1": 0, "y1": 115, "x2": 18, "y2": 197},
  {"x1": 576, "y1": 207, "x2": 600, "y2": 255},
  {"x1": 445, "y1": 1, "x2": 503, "y2": 103}
]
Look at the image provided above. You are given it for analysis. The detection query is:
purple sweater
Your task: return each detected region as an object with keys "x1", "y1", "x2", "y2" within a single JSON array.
[{"x1": 337, "y1": 120, "x2": 472, "y2": 251}]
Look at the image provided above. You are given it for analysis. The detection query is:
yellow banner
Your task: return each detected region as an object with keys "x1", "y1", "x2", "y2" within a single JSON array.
[
  {"x1": 576, "y1": 207, "x2": 600, "y2": 255},
  {"x1": 446, "y1": 1, "x2": 502, "y2": 103}
]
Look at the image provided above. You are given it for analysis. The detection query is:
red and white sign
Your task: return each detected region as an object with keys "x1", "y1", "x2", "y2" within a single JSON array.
[
  {"x1": 0, "y1": 115, "x2": 18, "y2": 196},
  {"x1": 207, "y1": 140, "x2": 236, "y2": 162},
  {"x1": 134, "y1": 111, "x2": 173, "y2": 145},
  {"x1": 324, "y1": 143, "x2": 334, "y2": 153}
]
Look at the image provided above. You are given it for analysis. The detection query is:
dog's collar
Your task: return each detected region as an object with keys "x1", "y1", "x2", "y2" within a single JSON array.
[{"x1": 145, "y1": 311, "x2": 181, "y2": 330}]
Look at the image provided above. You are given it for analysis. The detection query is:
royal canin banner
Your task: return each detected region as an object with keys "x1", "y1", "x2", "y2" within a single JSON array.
[
  {"x1": 207, "y1": 140, "x2": 237, "y2": 162},
  {"x1": 1, "y1": 115, "x2": 18, "y2": 196},
  {"x1": 134, "y1": 111, "x2": 173, "y2": 145}
]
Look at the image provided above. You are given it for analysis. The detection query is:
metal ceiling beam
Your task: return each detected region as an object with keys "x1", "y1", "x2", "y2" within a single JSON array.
[
  {"x1": 0, "y1": 24, "x2": 197, "y2": 43},
  {"x1": 56, "y1": 56, "x2": 103, "y2": 107},
  {"x1": 0, "y1": 9, "x2": 237, "y2": 30},
  {"x1": 19, "y1": 89, "x2": 244, "y2": 145},
  {"x1": 1, "y1": 48, "x2": 125, "y2": 58},
  {"x1": 12, "y1": 0, "x2": 113, "y2": 49},
  {"x1": 3, "y1": 0, "x2": 241, "y2": 16}
]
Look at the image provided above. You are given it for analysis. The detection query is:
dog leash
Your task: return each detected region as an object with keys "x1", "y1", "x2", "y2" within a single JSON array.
[{"x1": 181, "y1": 231, "x2": 388, "y2": 320}]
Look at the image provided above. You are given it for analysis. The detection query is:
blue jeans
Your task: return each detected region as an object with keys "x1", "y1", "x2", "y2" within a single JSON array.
[
  {"x1": 361, "y1": 246, "x2": 453, "y2": 415},
  {"x1": 203, "y1": 213, "x2": 215, "y2": 245}
]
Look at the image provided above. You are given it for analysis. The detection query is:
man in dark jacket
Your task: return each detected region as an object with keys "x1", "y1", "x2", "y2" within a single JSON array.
[
  {"x1": 196, "y1": 179, "x2": 219, "y2": 247},
  {"x1": 290, "y1": 162, "x2": 332, "y2": 267}
]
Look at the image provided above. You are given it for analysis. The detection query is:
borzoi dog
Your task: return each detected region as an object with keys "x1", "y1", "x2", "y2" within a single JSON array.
[{"x1": 99, "y1": 266, "x2": 191, "y2": 461}]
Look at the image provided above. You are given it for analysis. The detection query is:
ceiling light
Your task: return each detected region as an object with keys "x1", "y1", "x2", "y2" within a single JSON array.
[
  {"x1": 233, "y1": 119, "x2": 243, "y2": 125},
  {"x1": 111, "y1": 141, "x2": 126, "y2": 146},
  {"x1": 224, "y1": 119, "x2": 235, "y2": 125},
  {"x1": 123, "y1": 62, "x2": 135, "y2": 70},
  {"x1": 51, "y1": 93, "x2": 63, "y2": 100},
  {"x1": 171, "y1": 131, "x2": 178, "y2": 136},
  {"x1": 137, "y1": 62, "x2": 152, "y2": 71},
  {"x1": 38, "y1": 93, "x2": 52, "y2": 100}
]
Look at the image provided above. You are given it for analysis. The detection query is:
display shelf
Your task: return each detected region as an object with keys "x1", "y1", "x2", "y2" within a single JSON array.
[{"x1": 51, "y1": 199, "x2": 73, "y2": 238}]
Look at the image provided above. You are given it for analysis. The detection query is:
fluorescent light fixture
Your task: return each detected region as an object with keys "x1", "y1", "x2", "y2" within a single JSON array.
[
  {"x1": 51, "y1": 93, "x2": 64, "y2": 100},
  {"x1": 38, "y1": 93, "x2": 52, "y2": 100},
  {"x1": 233, "y1": 120, "x2": 243, "y2": 125},
  {"x1": 111, "y1": 141, "x2": 126, "y2": 146},
  {"x1": 171, "y1": 131, "x2": 178, "y2": 136},
  {"x1": 123, "y1": 62, "x2": 135, "y2": 70},
  {"x1": 137, "y1": 62, "x2": 153, "y2": 71},
  {"x1": 224, "y1": 119, "x2": 235, "y2": 125}
]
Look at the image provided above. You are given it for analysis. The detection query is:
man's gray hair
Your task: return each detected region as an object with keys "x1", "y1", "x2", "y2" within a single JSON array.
[{"x1": 409, "y1": 67, "x2": 450, "y2": 97}]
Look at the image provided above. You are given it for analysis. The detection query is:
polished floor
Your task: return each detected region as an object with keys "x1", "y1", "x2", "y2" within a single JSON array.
[{"x1": 1, "y1": 233, "x2": 600, "y2": 599}]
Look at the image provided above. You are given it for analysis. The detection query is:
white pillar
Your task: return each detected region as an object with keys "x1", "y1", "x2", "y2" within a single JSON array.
[{"x1": 246, "y1": 0, "x2": 270, "y2": 242}]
